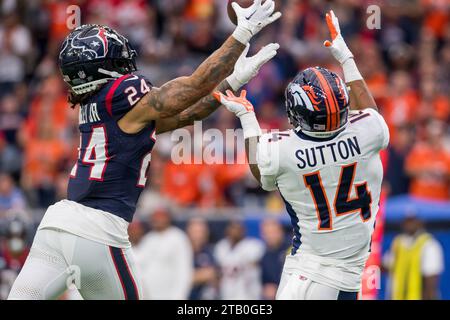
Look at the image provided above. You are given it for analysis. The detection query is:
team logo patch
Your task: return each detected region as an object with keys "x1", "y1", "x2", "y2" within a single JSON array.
[
  {"x1": 78, "y1": 70, "x2": 86, "y2": 79},
  {"x1": 288, "y1": 83, "x2": 320, "y2": 112}
]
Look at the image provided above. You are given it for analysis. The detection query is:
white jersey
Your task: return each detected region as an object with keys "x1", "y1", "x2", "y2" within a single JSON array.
[
  {"x1": 214, "y1": 238, "x2": 265, "y2": 300},
  {"x1": 133, "y1": 227, "x2": 193, "y2": 300},
  {"x1": 38, "y1": 199, "x2": 131, "y2": 248},
  {"x1": 257, "y1": 108, "x2": 389, "y2": 291}
]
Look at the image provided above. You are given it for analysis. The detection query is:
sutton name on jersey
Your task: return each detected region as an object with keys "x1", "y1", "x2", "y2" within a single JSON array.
[{"x1": 295, "y1": 136, "x2": 361, "y2": 169}]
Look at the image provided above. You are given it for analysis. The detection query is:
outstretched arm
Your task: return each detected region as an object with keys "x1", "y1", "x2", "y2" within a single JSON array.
[
  {"x1": 156, "y1": 43, "x2": 280, "y2": 134},
  {"x1": 118, "y1": 37, "x2": 244, "y2": 134},
  {"x1": 144, "y1": 37, "x2": 243, "y2": 119},
  {"x1": 214, "y1": 90, "x2": 262, "y2": 184},
  {"x1": 119, "y1": 0, "x2": 281, "y2": 134},
  {"x1": 155, "y1": 80, "x2": 232, "y2": 134},
  {"x1": 324, "y1": 10, "x2": 377, "y2": 112}
]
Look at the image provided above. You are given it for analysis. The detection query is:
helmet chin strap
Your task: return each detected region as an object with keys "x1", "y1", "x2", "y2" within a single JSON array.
[{"x1": 296, "y1": 121, "x2": 348, "y2": 138}]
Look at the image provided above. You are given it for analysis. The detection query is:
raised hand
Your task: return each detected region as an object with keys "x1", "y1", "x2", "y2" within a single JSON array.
[
  {"x1": 323, "y1": 10, "x2": 353, "y2": 65},
  {"x1": 232, "y1": 0, "x2": 282, "y2": 44},
  {"x1": 226, "y1": 42, "x2": 280, "y2": 90},
  {"x1": 323, "y1": 10, "x2": 377, "y2": 110},
  {"x1": 213, "y1": 90, "x2": 255, "y2": 118}
]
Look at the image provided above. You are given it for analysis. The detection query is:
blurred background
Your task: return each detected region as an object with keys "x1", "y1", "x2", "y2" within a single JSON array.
[{"x1": 0, "y1": 0, "x2": 449, "y2": 300}]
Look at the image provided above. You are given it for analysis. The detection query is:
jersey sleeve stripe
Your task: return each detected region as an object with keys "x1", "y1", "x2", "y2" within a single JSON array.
[
  {"x1": 105, "y1": 74, "x2": 132, "y2": 116},
  {"x1": 349, "y1": 112, "x2": 370, "y2": 123}
]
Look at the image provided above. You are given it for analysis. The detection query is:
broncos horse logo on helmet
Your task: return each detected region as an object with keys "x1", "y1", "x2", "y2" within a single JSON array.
[
  {"x1": 285, "y1": 66, "x2": 350, "y2": 138},
  {"x1": 59, "y1": 24, "x2": 137, "y2": 97}
]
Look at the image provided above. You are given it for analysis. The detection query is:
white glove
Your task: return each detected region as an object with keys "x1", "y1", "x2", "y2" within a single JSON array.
[
  {"x1": 232, "y1": 0, "x2": 282, "y2": 45},
  {"x1": 226, "y1": 42, "x2": 280, "y2": 91},
  {"x1": 213, "y1": 90, "x2": 262, "y2": 139},
  {"x1": 323, "y1": 10, "x2": 353, "y2": 65}
]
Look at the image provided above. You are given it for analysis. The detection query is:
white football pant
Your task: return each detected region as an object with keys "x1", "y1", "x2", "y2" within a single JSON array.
[
  {"x1": 276, "y1": 270, "x2": 360, "y2": 300},
  {"x1": 8, "y1": 228, "x2": 141, "y2": 300}
]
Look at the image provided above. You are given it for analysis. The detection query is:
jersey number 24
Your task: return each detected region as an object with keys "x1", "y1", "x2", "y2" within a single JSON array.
[{"x1": 303, "y1": 163, "x2": 372, "y2": 230}]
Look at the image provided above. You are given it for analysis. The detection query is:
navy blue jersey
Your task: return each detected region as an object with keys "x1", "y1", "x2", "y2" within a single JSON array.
[{"x1": 67, "y1": 74, "x2": 156, "y2": 222}]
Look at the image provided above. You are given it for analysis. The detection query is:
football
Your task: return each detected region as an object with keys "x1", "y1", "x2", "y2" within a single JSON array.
[{"x1": 227, "y1": 0, "x2": 255, "y2": 25}]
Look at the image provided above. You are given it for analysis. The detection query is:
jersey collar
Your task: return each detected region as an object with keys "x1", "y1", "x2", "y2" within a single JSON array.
[{"x1": 294, "y1": 128, "x2": 342, "y2": 142}]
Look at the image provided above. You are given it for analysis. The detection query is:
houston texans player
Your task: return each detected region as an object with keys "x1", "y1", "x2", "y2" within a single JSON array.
[
  {"x1": 8, "y1": 0, "x2": 281, "y2": 300},
  {"x1": 215, "y1": 10, "x2": 389, "y2": 300}
]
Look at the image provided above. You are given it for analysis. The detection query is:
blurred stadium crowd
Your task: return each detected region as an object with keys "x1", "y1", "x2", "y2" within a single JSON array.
[{"x1": 0, "y1": 0, "x2": 449, "y2": 299}]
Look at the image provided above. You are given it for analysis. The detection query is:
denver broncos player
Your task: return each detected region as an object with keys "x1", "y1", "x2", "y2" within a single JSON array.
[
  {"x1": 215, "y1": 10, "x2": 389, "y2": 300},
  {"x1": 8, "y1": 0, "x2": 281, "y2": 300}
]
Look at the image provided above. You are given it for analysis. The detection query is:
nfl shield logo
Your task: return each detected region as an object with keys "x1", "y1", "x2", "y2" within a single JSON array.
[{"x1": 78, "y1": 70, "x2": 86, "y2": 79}]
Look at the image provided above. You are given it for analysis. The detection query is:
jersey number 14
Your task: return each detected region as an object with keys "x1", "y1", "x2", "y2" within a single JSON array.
[{"x1": 303, "y1": 163, "x2": 372, "y2": 230}]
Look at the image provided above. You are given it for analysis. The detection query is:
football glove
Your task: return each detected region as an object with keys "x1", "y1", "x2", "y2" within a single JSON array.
[
  {"x1": 323, "y1": 10, "x2": 353, "y2": 65},
  {"x1": 226, "y1": 42, "x2": 280, "y2": 91},
  {"x1": 213, "y1": 89, "x2": 254, "y2": 118},
  {"x1": 213, "y1": 89, "x2": 262, "y2": 139},
  {"x1": 232, "y1": 0, "x2": 282, "y2": 44}
]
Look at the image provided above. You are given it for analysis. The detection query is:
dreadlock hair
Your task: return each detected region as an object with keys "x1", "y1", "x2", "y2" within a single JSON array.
[{"x1": 67, "y1": 87, "x2": 102, "y2": 108}]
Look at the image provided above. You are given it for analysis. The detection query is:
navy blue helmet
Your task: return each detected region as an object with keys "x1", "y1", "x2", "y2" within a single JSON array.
[
  {"x1": 285, "y1": 67, "x2": 350, "y2": 138},
  {"x1": 59, "y1": 24, "x2": 137, "y2": 96}
]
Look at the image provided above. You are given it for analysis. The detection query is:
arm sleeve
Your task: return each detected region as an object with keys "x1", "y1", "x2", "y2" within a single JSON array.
[
  {"x1": 256, "y1": 133, "x2": 280, "y2": 191},
  {"x1": 105, "y1": 74, "x2": 153, "y2": 119}
]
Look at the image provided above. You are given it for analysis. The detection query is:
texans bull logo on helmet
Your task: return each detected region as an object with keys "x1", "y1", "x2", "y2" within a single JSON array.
[
  {"x1": 60, "y1": 26, "x2": 114, "y2": 60},
  {"x1": 71, "y1": 27, "x2": 110, "y2": 59},
  {"x1": 58, "y1": 24, "x2": 137, "y2": 95}
]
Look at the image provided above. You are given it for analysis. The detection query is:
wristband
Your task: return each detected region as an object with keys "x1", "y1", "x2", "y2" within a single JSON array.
[
  {"x1": 226, "y1": 74, "x2": 243, "y2": 91},
  {"x1": 232, "y1": 27, "x2": 252, "y2": 45},
  {"x1": 342, "y1": 58, "x2": 363, "y2": 83},
  {"x1": 239, "y1": 112, "x2": 262, "y2": 139}
]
